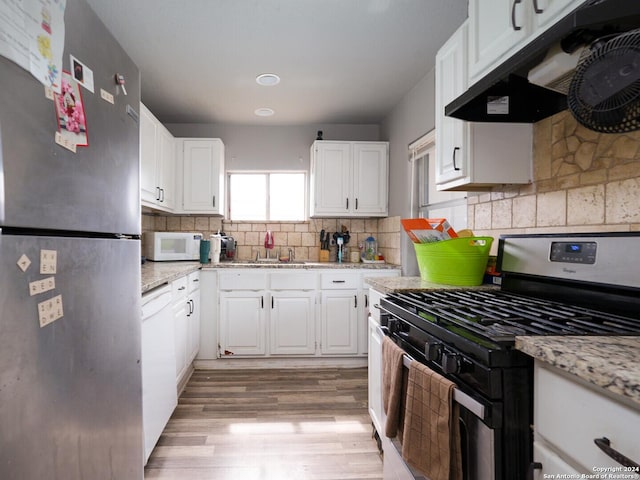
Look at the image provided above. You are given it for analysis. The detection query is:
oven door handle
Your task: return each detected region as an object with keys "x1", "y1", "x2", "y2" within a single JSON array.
[{"x1": 400, "y1": 353, "x2": 487, "y2": 421}]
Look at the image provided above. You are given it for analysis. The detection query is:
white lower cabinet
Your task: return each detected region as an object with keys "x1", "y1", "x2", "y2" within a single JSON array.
[
  {"x1": 219, "y1": 291, "x2": 267, "y2": 356},
  {"x1": 270, "y1": 291, "x2": 316, "y2": 355},
  {"x1": 368, "y1": 315, "x2": 384, "y2": 435},
  {"x1": 320, "y1": 290, "x2": 359, "y2": 355},
  {"x1": 533, "y1": 361, "x2": 640, "y2": 478},
  {"x1": 216, "y1": 268, "x2": 399, "y2": 359},
  {"x1": 172, "y1": 276, "x2": 189, "y2": 382},
  {"x1": 172, "y1": 272, "x2": 201, "y2": 386}
]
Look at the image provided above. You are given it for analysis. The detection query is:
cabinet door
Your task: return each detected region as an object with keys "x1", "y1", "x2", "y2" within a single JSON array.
[
  {"x1": 219, "y1": 292, "x2": 266, "y2": 356},
  {"x1": 187, "y1": 291, "x2": 200, "y2": 362},
  {"x1": 368, "y1": 316, "x2": 384, "y2": 435},
  {"x1": 310, "y1": 142, "x2": 351, "y2": 216},
  {"x1": 468, "y1": 0, "x2": 528, "y2": 84},
  {"x1": 173, "y1": 300, "x2": 189, "y2": 381},
  {"x1": 182, "y1": 139, "x2": 225, "y2": 214},
  {"x1": 435, "y1": 23, "x2": 469, "y2": 186},
  {"x1": 140, "y1": 104, "x2": 159, "y2": 205},
  {"x1": 530, "y1": 0, "x2": 584, "y2": 36},
  {"x1": 352, "y1": 143, "x2": 388, "y2": 216},
  {"x1": 157, "y1": 124, "x2": 176, "y2": 210},
  {"x1": 320, "y1": 290, "x2": 358, "y2": 355},
  {"x1": 270, "y1": 292, "x2": 316, "y2": 355}
]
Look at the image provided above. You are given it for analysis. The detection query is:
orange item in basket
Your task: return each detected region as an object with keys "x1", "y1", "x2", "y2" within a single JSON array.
[{"x1": 401, "y1": 218, "x2": 458, "y2": 243}]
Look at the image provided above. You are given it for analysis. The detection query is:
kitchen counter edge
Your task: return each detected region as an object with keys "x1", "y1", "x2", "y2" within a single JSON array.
[
  {"x1": 515, "y1": 335, "x2": 640, "y2": 408},
  {"x1": 142, "y1": 261, "x2": 401, "y2": 294},
  {"x1": 364, "y1": 275, "x2": 499, "y2": 294}
]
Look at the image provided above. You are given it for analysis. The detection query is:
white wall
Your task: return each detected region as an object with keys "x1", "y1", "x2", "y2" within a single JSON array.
[
  {"x1": 166, "y1": 123, "x2": 380, "y2": 171},
  {"x1": 380, "y1": 70, "x2": 437, "y2": 275}
]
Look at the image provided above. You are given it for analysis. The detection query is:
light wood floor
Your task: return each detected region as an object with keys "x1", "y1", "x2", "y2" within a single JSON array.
[{"x1": 144, "y1": 367, "x2": 383, "y2": 480}]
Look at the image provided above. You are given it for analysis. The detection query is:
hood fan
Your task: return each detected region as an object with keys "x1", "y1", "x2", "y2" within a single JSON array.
[{"x1": 568, "y1": 28, "x2": 640, "y2": 133}]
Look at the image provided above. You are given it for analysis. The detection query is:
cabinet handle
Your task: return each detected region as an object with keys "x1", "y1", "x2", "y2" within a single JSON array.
[
  {"x1": 161, "y1": 188, "x2": 165, "y2": 202},
  {"x1": 332, "y1": 280, "x2": 346, "y2": 283},
  {"x1": 271, "y1": 296, "x2": 274, "y2": 309},
  {"x1": 453, "y1": 147, "x2": 461, "y2": 171},
  {"x1": 212, "y1": 195, "x2": 216, "y2": 207},
  {"x1": 346, "y1": 198, "x2": 349, "y2": 210},
  {"x1": 191, "y1": 299, "x2": 194, "y2": 313},
  {"x1": 511, "y1": 0, "x2": 523, "y2": 31},
  {"x1": 527, "y1": 462, "x2": 542, "y2": 480},
  {"x1": 355, "y1": 198, "x2": 358, "y2": 210},
  {"x1": 261, "y1": 296, "x2": 264, "y2": 309},
  {"x1": 594, "y1": 437, "x2": 640, "y2": 470},
  {"x1": 532, "y1": 0, "x2": 543, "y2": 14},
  {"x1": 365, "y1": 294, "x2": 368, "y2": 308},
  {"x1": 178, "y1": 286, "x2": 186, "y2": 291},
  {"x1": 156, "y1": 187, "x2": 161, "y2": 201},
  {"x1": 354, "y1": 295, "x2": 358, "y2": 308}
]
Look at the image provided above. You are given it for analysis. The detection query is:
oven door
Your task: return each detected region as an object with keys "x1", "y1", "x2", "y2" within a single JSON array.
[{"x1": 379, "y1": 324, "x2": 498, "y2": 480}]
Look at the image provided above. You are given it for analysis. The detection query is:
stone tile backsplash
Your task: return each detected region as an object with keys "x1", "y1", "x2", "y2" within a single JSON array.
[
  {"x1": 142, "y1": 213, "x2": 402, "y2": 265},
  {"x1": 468, "y1": 110, "x2": 640, "y2": 253}
]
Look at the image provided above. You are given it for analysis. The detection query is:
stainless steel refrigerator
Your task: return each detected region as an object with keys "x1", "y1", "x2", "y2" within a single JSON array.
[{"x1": 0, "y1": 0, "x2": 143, "y2": 478}]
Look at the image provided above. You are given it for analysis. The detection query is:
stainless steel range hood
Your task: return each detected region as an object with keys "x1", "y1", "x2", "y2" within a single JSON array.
[{"x1": 445, "y1": 0, "x2": 640, "y2": 123}]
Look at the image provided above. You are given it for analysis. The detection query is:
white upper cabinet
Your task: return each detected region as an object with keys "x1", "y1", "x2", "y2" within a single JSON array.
[
  {"x1": 140, "y1": 103, "x2": 175, "y2": 212},
  {"x1": 468, "y1": 0, "x2": 586, "y2": 86},
  {"x1": 310, "y1": 141, "x2": 388, "y2": 218},
  {"x1": 436, "y1": 22, "x2": 533, "y2": 191},
  {"x1": 435, "y1": 21, "x2": 469, "y2": 186},
  {"x1": 179, "y1": 138, "x2": 225, "y2": 215}
]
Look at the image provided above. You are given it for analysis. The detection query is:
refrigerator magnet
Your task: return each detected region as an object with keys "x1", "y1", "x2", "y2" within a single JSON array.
[
  {"x1": 70, "y1": 55, "x2": 94, "y2": 93},
  {"x1": 54, "y1": 71, "x2": 89, "y2": 148}
]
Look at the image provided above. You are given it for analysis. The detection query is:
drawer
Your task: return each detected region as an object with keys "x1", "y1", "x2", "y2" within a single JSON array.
[
  {"x1": 320, "y1": 272, "x2": 359, "y2": 289},
  {"x1": 171, "y1": 276, "x2": 188, "y2": 299},
  {"x1": 535, "y1": 363, "x2": 640, "y2": 475},
  {"x1": 187, "y1": 271, "x2": 201, "y2": 292},
  {"x1": 219, "y1": 271, "x2": 267, "y2": 290},
  {"x1": 270, "y1": 271, "x2": 317, "y2": 290}
]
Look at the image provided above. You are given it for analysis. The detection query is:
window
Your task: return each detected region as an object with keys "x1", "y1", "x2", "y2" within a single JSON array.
[{"x1": 228, "y1": 172, "x2": 306, "y2": 221}]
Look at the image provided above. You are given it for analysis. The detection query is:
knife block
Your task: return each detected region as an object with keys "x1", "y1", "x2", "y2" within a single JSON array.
[{"x1": 319, "y1": 249, "x2": 330, "y2": 262}]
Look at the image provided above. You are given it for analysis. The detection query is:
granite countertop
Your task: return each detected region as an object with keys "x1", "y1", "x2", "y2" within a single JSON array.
[
  {"x1": 516, "y1": 336, "x2": 640, "y2": 408},
  {"x1": 141, "y1": 261, "x2": 201, "y2": 293},
  {"x1": 364, "y1": 275, "x2": 498, "y2": 294},
  {"x1": 141, "y1": 260, "x2": 401, "y2": 293}
]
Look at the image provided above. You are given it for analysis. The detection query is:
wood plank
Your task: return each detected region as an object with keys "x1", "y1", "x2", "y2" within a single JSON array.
[{"x1": 145, "y1": 367, "x2": 382, "y2": 480}]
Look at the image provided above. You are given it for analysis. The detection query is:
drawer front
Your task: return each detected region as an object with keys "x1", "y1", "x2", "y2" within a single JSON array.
[
  {"x1": 320, "y1": 272, "x2": 359, "y2": 290},
  {"x1": 219, "y1": 271, "x2": 268, "y2": 291},
  {"x1": 187, "y1": 271, "x2": 201, "y2": 292},
  {"x1": 535, "y1": 363, "x2": 640, "y2": 475},
  {"x1": 171, "y1": 275, "x2": 188, "y2": 298},
  {"x1": 270, "y1": 271, "x2": 317, "y2": 290}
]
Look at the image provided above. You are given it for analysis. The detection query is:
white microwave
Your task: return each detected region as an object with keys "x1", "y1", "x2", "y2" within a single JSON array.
[{"x1": 144, "y1": 232, "x2": 203, "y2": 261}]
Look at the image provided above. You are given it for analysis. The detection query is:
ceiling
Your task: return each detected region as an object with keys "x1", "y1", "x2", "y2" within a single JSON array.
[{"x1": 86, "y1": 0, "x2": 468, "y2": 126}]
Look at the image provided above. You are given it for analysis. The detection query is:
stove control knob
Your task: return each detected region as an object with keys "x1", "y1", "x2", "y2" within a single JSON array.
[
  {"x1": 425, "y1": 342, "x2": 442, "y2": 362},
  {"x1": 441, "y1": 352, "x2": 461, "y2": 374}
]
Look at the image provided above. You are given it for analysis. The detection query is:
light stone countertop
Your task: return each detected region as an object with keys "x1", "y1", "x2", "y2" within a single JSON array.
[
  {"x1": 141, "y1": 261, "x2": 201, "y2": 293},
  {"x1": 141, "y1": 260, "x2": 401, "y2": 293},
  {"x1": 364, "y1": 275, "x2": 499, "y2": 294},
  {"x1": 516, "y1": 336, "x2": 640, "y2": 408}
]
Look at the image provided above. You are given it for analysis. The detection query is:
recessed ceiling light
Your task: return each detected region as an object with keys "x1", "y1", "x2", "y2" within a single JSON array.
[
  {"x1": 254, "y1": 107, "x2": 274, "y2": 117},
  {"x1": 256, "y1": 73, "x2": 281, "y2": 86}
]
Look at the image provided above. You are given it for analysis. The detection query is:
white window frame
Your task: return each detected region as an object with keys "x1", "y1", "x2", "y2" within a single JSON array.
[{"x1": 226, "y1": 170, "x2": 308, "y2": 222}]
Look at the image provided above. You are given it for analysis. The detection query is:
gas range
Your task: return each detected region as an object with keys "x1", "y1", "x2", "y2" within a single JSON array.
[{"x1": 379, "y1": 232, "x2": 640, "y2": 480}]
